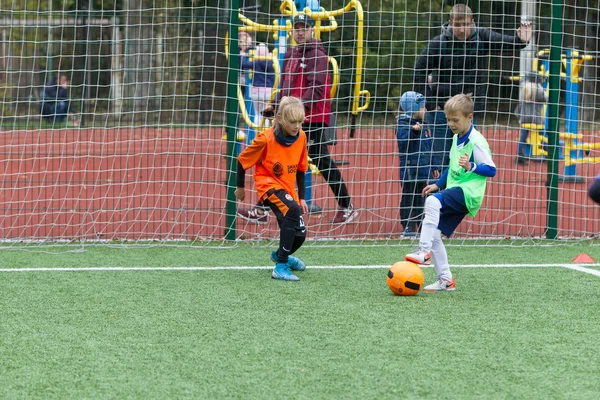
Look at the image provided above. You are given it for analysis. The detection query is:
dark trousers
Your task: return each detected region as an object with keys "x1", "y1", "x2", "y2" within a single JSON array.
[
  {"x1": 263, "y1": 189, "x2": 307, "y2": 263},
  {"x1": 425, "y1": 110, "x2": 453, "y2": 169},
  {"x1": 517, "y1": 128, "x2": 530, "y2": 155},
  {"x1": 42, "y1": 100, "x2": 72, "y2": 122},
  {"x1": 304, "y1": 122, "x2": 351, "y2": 208},
  {"x1": 400, "y1": 180, "x2": 427, "y2": 231}
]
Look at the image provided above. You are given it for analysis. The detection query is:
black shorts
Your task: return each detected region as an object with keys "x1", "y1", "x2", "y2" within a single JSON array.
[{"x1": 262, "y1": 189, "x2": 305, "y2": 228}]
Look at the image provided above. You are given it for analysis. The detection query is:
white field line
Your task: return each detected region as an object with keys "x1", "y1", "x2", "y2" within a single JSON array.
[
  {"x1": 0, "y1": 263, "x2": 600, "y2": 273},
  {"x1": 561, "y1": 264, "x2": 600, "y2": 277}
]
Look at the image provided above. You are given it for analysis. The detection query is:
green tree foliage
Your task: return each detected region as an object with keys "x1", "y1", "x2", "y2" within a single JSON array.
[
  {"x1": 0, "y1": 0, "x2": 123, "y2": 11},
  {"x1": 1, "y1": 0, "x2": 598, "y2": 120},
  {"x1": 248, "y1": 0, "x2": 599, "y2": 116}
]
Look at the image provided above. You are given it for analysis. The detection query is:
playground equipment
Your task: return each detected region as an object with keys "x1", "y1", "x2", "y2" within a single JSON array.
[
  {"x1": 233, "y1": 0, "x2": 369, "y2": 139},
  {"x1": 230, "y1": 0, "x2": 370, "y2": 211},
  {"x1": 528, "y1": 48, "x2": 594, "y2": 182},
  {"x1": 226, "y1": 39, "x2": 339, "y2": 137}
]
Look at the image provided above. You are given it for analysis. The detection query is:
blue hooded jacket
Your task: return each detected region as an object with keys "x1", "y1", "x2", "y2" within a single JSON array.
[{"x1": 396, "y1": 114, "x2": 441, "y2": 182}]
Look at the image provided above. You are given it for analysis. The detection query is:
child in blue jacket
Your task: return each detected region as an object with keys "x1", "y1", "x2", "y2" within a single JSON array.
[
  {"x1": 241, "y1": 43, "x2": 275, "y2": 127},
  {"x1": 396, "y1": 91, "x2": 441, "y2": 236}
]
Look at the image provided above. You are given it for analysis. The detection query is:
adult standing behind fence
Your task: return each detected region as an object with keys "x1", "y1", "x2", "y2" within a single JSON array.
[
  {"x1": 239, "y1": 14, "x2": 358, "y2": 225},
  {"x1": 413, "y1": 3, "x2": 532, "y2": 168}
]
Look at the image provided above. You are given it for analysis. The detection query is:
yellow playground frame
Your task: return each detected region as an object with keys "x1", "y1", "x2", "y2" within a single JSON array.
[{"x1": 516, "y1": 49, "x2": 597, "y2": 168}]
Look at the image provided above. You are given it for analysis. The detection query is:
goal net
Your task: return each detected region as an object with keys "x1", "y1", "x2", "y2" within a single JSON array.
[{"x1": 0, "y1": 0, "x2": 599, "y2": 247}]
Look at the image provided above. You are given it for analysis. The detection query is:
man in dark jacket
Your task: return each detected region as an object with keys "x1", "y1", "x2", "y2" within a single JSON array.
[
  {"x1": 239, "y1": 14, "x2": 358, "y2": 225},
  {"x1": 413, "y1": 4, "x2": 532, "y2": 168}
]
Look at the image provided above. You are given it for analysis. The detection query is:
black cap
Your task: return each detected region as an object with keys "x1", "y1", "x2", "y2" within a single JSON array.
[{"x1": 292, "y1": 14, "x2": 315, "y2": 27}]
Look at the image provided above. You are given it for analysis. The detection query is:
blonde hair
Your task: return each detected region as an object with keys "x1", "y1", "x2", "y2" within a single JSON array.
[
  {"x1": 522, "y1": 81, "x2": 539, "y2": 102},
  {"x1": 449, "y1": 4, "x2": 474, "y2": 21},
  {"x1": 444, "y1": 93, "x2": 474, "y2": 116},
  {"x1": 275, "y1": 97, "x2": 305, "y2": 127}
]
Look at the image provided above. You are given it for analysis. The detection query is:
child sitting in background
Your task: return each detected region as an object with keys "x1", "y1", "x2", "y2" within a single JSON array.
[
  {"x1": 41, "y1": 73, "x2": 79, "y2": 126},
  {"x1": 515, "y1": 72, "x2": 547, "y2": 166}
]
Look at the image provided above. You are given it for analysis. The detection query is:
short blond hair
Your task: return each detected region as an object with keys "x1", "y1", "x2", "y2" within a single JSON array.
[
  {"x1": 276, "y1": 96, "x2": 305, "y2": 125},
  {"x1": 449, "y1": 4, "x2": 474, "y2": 21},
  {"x1": 444, "y1": 93, "x2": 474, "y2": 116}
]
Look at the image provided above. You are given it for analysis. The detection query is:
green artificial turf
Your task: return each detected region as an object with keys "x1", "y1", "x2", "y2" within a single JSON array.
[{"x1": 0, "y1": 243, "x2": 599, "y2": 399}]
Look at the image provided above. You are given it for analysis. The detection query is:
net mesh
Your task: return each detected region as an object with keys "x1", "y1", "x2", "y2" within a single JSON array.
[{"x1": 0, "y1": 0, "x2": 599, "y2": 247}]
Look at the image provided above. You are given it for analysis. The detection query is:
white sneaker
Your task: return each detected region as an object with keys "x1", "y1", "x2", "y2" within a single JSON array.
[
  {"x1": 405, "y1": 248, "x2": 432, "y2": 265},
  {"x1": 237, "y1": 207, "x2": 269, "y2": 225},
  {"x1": 423, "y1": 277, "x2": 456, "y2": 292}
]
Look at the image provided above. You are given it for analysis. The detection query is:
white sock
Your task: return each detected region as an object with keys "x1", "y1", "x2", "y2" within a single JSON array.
[
  {"x1": 431, "y1": 229, "x2": 452, "y2": 281},
  {"x1": 418, "y1": 195, "x2": 442, "y2": 251}
]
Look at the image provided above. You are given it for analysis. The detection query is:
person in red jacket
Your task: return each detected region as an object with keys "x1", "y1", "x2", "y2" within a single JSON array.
[{"x1": 237, "y1": 14, "x2": 358, "y2": 225}]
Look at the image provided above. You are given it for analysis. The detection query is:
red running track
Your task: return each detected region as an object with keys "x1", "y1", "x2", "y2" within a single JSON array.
[{"x1": 0, "y1": 126, "x2": 598, "y2": 241}]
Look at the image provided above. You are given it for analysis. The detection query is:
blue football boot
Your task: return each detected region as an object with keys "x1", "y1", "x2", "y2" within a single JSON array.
[
  {"x1": 270, "y1": 251, "x2": 306, "y2": 271},
  {"x1": 272, "y1": 263, "x2": 300, "y2": 281}
]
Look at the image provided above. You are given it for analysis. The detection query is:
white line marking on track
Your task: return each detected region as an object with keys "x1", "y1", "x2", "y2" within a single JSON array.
[{"x1": 0, "y1": 263, "x2": 599, "y2": 272}]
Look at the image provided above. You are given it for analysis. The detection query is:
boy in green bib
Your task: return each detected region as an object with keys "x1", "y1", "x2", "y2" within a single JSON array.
[{"x1": 405, "y1": 94, "x2": 496, "y2": 291}]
